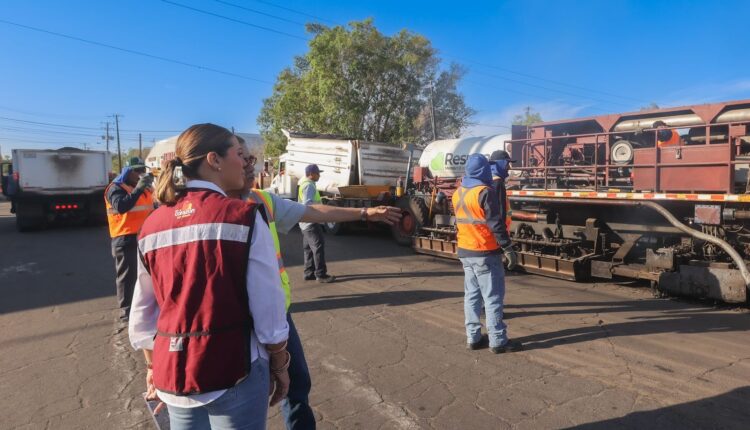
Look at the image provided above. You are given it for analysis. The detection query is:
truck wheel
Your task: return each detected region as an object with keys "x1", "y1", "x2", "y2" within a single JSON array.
[
  {"x1": 15, "y1": 202, "x2": 43, "y2": 232},
  {"x1": 391, "y1": 196, "x2": 428, "y2": 246},
  {"x1": 324, "y1": 221, "x2": 347, "y2": 235}
]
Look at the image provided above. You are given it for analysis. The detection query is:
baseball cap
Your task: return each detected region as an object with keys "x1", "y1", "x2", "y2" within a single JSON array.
[
  {"x1": 127, "y1": 157, "x2": 147, "y2": 170},
  {"x1": 489, "y1": 150, "x2": 516, "y2": 163},
  {"x1": 305, "y1": 164, "x2": 324, "y2": 176}
]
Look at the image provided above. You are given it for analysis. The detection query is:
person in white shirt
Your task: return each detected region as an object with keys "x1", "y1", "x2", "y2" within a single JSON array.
[{"x1": 129, "y1": 123, "x2": 289, "y2": 430}]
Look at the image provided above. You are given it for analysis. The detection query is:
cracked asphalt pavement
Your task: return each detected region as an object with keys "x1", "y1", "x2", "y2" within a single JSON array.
[{"x1": 1, "y1": 200, "x2": 750, "y2": 429}]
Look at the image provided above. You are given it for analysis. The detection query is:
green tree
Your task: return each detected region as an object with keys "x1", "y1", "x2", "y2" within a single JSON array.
[
  {"x1": 258, "y1": 19, "x2": 474, "y2": 156},
  {"x1": 512, "y1": 106, "x2": 543, "y2": 126}
]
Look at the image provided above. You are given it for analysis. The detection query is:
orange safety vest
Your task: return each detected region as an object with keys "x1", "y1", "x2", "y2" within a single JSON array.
[
  {"x1": 452, "y1": 185, "x2": 501, "y2": 252},
  {"x1": 105, "y1": 183, "x2": 154, "y2": 238},
  {"x1": 658, "y1": 129, "x2": 680, "y2": 147}
]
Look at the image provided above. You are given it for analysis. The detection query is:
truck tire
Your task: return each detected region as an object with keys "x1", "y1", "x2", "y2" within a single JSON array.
[
  {"x1": 391, "y1": 196, "x2": 428, "y2": 246},
  {"x1": 15, "y1": 202, "x2": 43, "y2": 232},
  {"x1": 322, "y1": 200, "x2": 348, "y2": 235},
  {"x1": 324, "y1": 220, "x2": 347, "y2": 235}
]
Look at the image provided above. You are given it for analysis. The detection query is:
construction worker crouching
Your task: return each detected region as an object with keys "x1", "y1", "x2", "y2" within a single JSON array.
[
  {"x1": 452, "y1": 154, "x2": 522, "y2": 354},
  {"x1": 105, "y1": 157, "x2": 154, "y2": 326}
]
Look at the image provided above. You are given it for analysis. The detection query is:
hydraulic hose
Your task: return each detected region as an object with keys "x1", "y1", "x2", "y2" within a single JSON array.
[{"x1": 512, "y1": 196, "x2": 750, "y2": 289}]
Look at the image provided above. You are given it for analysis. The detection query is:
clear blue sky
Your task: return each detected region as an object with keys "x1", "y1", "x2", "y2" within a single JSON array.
[{"x1": 2, "y1": 0, "x2": 750, "y2": 155}]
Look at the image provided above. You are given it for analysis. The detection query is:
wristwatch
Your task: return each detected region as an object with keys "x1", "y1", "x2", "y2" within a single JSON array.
[{"x1": 360, "y1": 208, "x2": 368, "y2": 221}]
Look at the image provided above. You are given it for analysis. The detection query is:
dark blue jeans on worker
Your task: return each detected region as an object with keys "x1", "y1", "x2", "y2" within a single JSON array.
[
  {"x1": 460, "y1": 255, "x2": 509, "y2": 348},
  {"x1": 282, "y1": 312, "x2": 316, "y2": 429}
]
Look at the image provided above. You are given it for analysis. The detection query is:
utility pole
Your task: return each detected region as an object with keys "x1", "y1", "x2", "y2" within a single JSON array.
[
  {"x1": 139, "y1": 133, "x2": 143, "y2": 159},
  {"x1": 428, "y1": 81, "x2": 437, "y2": 141},
  {"x1": 101, "y1": 122, "x2": 113, "y2": 153},
  {"x1": 113, "y1": 114, "x2": 123, "y2": 171}
]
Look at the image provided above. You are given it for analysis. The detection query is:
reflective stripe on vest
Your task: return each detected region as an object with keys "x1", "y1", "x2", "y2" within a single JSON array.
[
  {"x1": 105, "y1": 183, "x2": 154, "y2": 238},
  {"x1": 298, "y1": 178, "x2": 321, "y2": 204},
  {"x1": 138, "y1": 189, "x2": 256, "y2": 395},
  {"x1": 247, "y1": 189, "x2": 291, "y2": 310},
  {"x1": 452, "y1": 185, "x2": 501, "y2": 252}
]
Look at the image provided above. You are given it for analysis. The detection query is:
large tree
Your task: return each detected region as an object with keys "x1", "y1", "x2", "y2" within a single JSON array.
[{"x1": 258, "y1": 19, "x2": 474, "y2": 156}]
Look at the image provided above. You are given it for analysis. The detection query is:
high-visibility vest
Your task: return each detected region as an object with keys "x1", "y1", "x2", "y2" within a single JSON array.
[
  {"x1": 138, "y1": 189, "x2": 258, "y2": 395},
  {"x1": 247, "y1": 189, "x2": 291, "y2": 310},
  {"x1": 452, "y1": 185, "x2": 501, "y2": 252},
  {"x1": 658, "y1": 129, "x2": 680, "y2": 147},
  {"x1": 298, "y1": 178, "x2": 321, "y2": 204},
  {"x1": 105, "y1": 183, "x2": 154, "y2": 238}
]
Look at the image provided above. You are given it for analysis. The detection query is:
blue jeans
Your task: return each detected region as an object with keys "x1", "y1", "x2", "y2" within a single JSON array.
[
  {"x1": 281, "y1": 313, "x2": 316, "y2": 429},
  {"x1": 167, "y1": 358, "x2": 270, "y2": 430},
  {"x1": 460, "y1": 255, "x2": 508, "y2": 348}
]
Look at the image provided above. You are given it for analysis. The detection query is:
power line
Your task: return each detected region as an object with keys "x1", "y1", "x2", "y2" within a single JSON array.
[
  {"x1": 0, "y1": 105, "x2": 103, "y2": 121},
  {"x1": 0, "y1": 115, "x2": 101, "y2": 130},
  {"x1": 211, "y1": 0, "x2": 306, "y2": 26},
  {"x1": 247, "y1": 0, "x2": 336, "y2": 24},
  {"x1": 445, "y1": 55, "x2": 647, "y2": 104},
  {"x1": 0, "y1": 125, "x2": 102, "y2": 137},
  {"x1": 226, "y1": 0, "x2": 641, "y2": 107},
  {"x1": 0, "y1": 18, "x2": 274, "y2": 85},
  {"x1": 469, "y1": 69, "x2": 631, "y2": 109},
  {"x1": 159, "y1": 0, "x2": 308, "y2": 41}
]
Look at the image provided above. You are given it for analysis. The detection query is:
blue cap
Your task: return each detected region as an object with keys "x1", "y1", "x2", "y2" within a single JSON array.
[{"x1": 305, "y1": 164, "x2": 323, "y2": 176}]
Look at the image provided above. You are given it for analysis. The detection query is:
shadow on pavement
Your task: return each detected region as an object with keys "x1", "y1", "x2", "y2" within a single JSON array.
[
  {"x1": 291, "y1": 289, "x2": 463, "y2": 313},
  {"x1": 0, "y1": 214, "x2": 115, "y2": 315},
  {"x1": 512, "y1": 300, "x2": 750, "y2": 351},
  {"x1": 568, "y1": 386, "x2": 750, "y2": 429},
  {"x1": 333, "y1": 271, "x2": 462, "y2": 281}
]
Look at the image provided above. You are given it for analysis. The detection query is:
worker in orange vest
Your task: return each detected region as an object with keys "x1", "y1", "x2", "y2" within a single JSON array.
[
  {"x1": 452, "y1": 154, "x2": 522, "y2": 354},
  {"x1": 653, "y1": 121, "x2": 680, "y2": 147},
  {"x1": 105, "y1": 157, "x2": 154, "y2": 327},
  {"x1": 489, "y1": 150, "x2": 513, "y2": 234}
]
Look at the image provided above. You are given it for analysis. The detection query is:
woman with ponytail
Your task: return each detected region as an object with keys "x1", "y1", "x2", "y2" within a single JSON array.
[{"x1": 129, "y1": 123, "x2": 290, "y2": 429}]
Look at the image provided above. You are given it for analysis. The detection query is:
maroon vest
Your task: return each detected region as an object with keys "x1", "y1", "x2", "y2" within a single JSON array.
[{"x1": 138, "y1": 188, "x2": 258, "y2": 395}]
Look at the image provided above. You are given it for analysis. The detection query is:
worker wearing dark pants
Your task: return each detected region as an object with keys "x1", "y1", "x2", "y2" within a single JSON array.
[
  {"x1": 298, "y1": 164, "x2": 335, "y2": 283},
  {"x1": 302, "y1": 224, "x2": 328, "y2": 280},
  {"x1": 104, "y1": 157, "x2": 154, "y2": 324}
]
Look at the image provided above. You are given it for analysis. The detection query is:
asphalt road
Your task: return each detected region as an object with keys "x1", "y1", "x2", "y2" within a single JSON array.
[{"x1": 1, "y1": 200, "x2": 749, "y2": 429}]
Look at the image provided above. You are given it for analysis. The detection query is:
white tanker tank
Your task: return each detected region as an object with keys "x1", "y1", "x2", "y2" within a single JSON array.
[{"x1": 418, "y1": 134, "x2": 512, "y2": 178}]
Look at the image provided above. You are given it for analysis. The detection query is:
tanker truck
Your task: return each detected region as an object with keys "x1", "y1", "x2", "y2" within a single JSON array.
[{"x1": 390, "y1": 133, "x2": 512, "y2": 245}]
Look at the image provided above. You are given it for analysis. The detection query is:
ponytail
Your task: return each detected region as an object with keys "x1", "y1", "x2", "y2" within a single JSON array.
[{"x1": 155, "y1": 158, "x2": 185, "y2": 205}]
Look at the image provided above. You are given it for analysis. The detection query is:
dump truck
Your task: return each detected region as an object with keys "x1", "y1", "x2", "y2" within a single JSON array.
[
  {"x1": 1, "y1": 148, "x2": 112, "y2": 231},
  {"x1": 267, "y1": 130, "x2": 420, "y2": 235}
]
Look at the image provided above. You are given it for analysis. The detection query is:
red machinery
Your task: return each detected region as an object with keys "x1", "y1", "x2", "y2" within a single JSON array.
[{"x1": 410, "y1": 99, "x2": 750, "y2": 303}]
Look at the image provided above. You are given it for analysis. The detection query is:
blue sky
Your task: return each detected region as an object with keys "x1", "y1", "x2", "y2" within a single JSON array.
[{"x1": 2, "y1": 0, "x2": 750, "y2": 155}]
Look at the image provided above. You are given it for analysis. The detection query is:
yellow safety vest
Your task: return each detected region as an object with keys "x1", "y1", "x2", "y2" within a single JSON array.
[
  {"x1": 247, "y1": 189, "x2": 291, "y2": 310},
  {"x1": 298, "y1": 178, "x2": 321, "y2": 204}
]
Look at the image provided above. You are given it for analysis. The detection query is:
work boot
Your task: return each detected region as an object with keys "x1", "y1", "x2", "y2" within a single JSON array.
[
  {"x1": 466, "y1": 335, "x2": 488, "y2": 350},
  {"x1": 317, "y1": 275, "x2": 336, "y2": 283},
  {"x1": 491, "y1": 339, "x2": 524, "y2": 354}
]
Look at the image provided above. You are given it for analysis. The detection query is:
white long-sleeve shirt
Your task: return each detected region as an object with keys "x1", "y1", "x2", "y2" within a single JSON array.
[{"x1": 129, "y1": 179, "x2": 288, "y2": 407}]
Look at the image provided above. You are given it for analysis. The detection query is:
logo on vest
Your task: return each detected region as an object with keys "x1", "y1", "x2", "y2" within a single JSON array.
[
  {"x1": 169, "y1": 336, "x2": 184, "y2": 352},
  {"x1": 175, "y1": 202, "x2": 196, "y2": 219}
]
